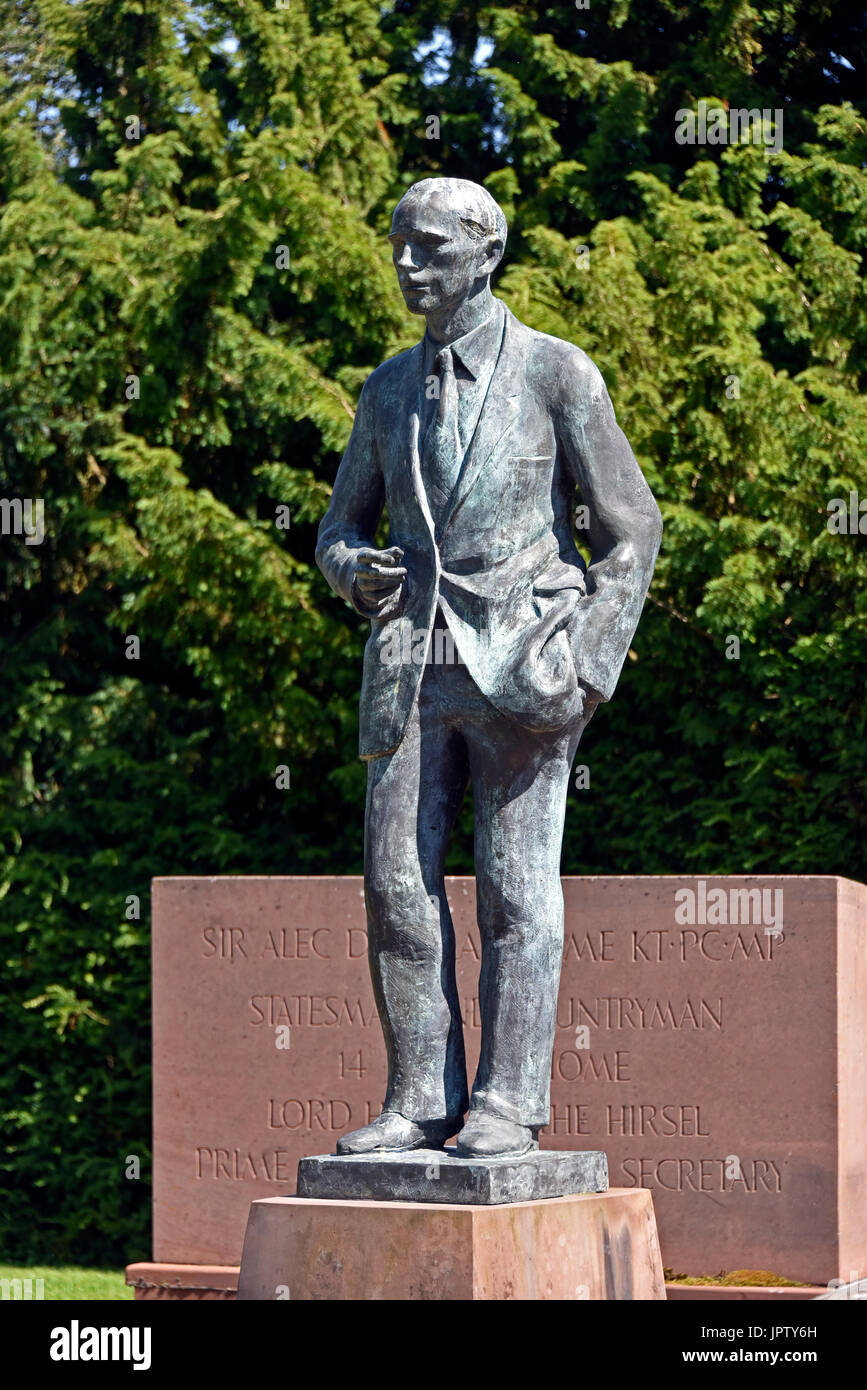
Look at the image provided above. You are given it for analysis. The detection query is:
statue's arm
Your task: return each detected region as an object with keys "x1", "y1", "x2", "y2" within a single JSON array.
[
  {"x1": 315, "y1": 376, "x2": 387, "y2": 616},
  {"x1": 556, "y1": 350, "x2": 663, "y2": 702}
]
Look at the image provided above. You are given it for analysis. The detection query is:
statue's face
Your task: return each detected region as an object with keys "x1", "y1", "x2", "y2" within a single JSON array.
[{"x1": 389, "y1": 188, "x2": 491, "y2": 315}]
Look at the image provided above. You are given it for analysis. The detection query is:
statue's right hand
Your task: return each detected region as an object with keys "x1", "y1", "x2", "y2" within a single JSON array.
[{"x1": 353, "y1": 546, "x2": 407, "y2": 607}]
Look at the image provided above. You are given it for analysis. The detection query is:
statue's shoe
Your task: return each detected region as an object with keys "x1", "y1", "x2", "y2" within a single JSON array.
[
  {"x1": 335, "y1": 1110, "x2": 457, "y2": 1155},
  {"x1": 455, "y1": 1111, "x2": 536, "y2": 1159}
]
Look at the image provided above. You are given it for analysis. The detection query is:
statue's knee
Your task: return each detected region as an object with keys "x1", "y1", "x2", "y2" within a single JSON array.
[
  {"x1": 476, "y1": 881, "x2": 522, "y2": 939},
  {"x1": 477, "y1": 875, "x2": 560, "y2": 942},
  {"x1": 365, "y1": 877, "x2": 441, "y2": 956}
]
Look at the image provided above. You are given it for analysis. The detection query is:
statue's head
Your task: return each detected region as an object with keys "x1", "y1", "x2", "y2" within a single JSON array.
[{"x1": 389, "y1": 177, "x2": 507, "y2": 316}]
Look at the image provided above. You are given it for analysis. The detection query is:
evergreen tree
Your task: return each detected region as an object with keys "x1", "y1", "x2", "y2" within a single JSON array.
[
  {"x1": 0, "y1": 0, "x2": 409, "y2": 1262},
  {"x1": 383, "y1": 0, "x2": 867, "y2": 875}
]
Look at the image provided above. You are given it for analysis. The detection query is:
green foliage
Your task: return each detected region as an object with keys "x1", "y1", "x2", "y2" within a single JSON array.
[
  {"x1": 383, "y1": 0, "x2": 867, "y2": 877},
  {"x1": 1, "y1": 0, "x2": 865, "y2": 1263},
  {"x1": 0, "y1": 1264, "x2": 133, "y2": 1299},
  {"x1": 1, "y1": 0, "x2": 397, "y2": 1265}
]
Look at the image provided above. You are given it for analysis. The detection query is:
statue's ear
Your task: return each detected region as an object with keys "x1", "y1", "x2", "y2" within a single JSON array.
[{"x1": 482, "y1": 237, "x2": 504, "y2": 274}]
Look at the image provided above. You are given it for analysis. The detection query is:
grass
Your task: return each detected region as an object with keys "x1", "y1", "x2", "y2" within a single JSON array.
[{"x1": 0, "y1": 1265, "x2": 134, "y2": 1301}]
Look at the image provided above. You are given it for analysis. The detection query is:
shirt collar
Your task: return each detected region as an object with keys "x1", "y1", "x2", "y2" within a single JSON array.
[{"x1": 423, "y1": 300, "x2": 502, "y2": 381}]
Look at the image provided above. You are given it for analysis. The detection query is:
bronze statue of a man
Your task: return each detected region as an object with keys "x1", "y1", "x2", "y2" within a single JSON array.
[{"x1": 316, "y1": 178, "x2": 661, "y2": 1160}]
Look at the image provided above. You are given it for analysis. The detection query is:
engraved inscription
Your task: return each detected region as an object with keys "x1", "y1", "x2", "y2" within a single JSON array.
[
  {"x1": 267, "y1": 1099, "x2": 352, "y2": 1129},
  {"x1": 201, "y1": 925, "x2": 248, "y2": 958},
  {"x1": 157, "y1": 877, "x2": 817, "y2": 1273},
  {"x1": 620, "y1": 1157, "x2": 783, "y2": 1193},
  {"x1": 555, "y1": 996, "x2": 723, "y2": 1029},
  {"x1": 605, "y1": 1104, "x2": 709, "y2": 1136},
  {"x1": 248, "y1": 995, "x2": 375, "y2": 1026},
  {"x1": 631, "y1": 928, "x2": 778, "y2": 962},
  {"x1": 554, "y1": 1049, "x2": 631, "y2": 1081}
]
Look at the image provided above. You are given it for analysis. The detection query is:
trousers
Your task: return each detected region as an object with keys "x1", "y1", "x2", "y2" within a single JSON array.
[{"x1": 363, "y1": 616, "x2": 586, "y2": 1128}]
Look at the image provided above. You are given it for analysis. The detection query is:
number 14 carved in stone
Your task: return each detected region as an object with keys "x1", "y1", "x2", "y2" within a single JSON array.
[{"x1": 337, "y1": 1050, "x2": 367, "y2": 1079}]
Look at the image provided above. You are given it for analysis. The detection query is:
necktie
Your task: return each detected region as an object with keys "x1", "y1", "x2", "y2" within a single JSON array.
[{"x1": 422, "y1": 346, "x2": 462, "y2": 524}]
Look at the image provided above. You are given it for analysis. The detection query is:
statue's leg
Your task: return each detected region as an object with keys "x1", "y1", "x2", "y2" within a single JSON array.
[
  {"x1": 466, "y1": 710, "x2": 584, "y2": 1130},
  {"x1": 363, "y1": 664, "x2": 470, "y2": 1127}
]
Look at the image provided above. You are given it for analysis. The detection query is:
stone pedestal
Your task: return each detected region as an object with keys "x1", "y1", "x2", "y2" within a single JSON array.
[
  {"x1": 297, "y1": 1146, "x2": 608, "y2": 1204},
  {"x1": 236, "y1": 1188, "x2": 665, "y2": 1300}
]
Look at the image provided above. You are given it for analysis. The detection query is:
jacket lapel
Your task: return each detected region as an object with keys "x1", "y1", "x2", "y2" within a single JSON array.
[
  {"x1": 390, "y1": 341, "x2": 436, "y2": 541},
  {"x1": 438, "y1": 306, "x2": 521, "y2": 538}
]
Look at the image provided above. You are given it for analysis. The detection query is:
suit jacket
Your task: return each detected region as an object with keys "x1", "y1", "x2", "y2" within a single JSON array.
[{"x1": 316, "y1": 300, "x2": 662, "y2": 759}]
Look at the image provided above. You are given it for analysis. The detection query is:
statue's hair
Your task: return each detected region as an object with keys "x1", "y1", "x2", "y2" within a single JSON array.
[{"x1": 399, "y1": 177, "x2": 507, "y2": 256}]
